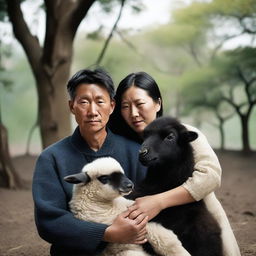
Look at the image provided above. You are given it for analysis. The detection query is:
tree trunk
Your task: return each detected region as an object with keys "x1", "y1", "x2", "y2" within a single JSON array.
[
  {"x1": 241, "y1": 115, "x2": 251, "y2": 154},
  {"x1": 6, "y1": 0, "x2": 96, "y2": 149},
  {"x1": 35, "y1": 59, "x2": 72, "y2": 148},
  {"x1": 219, "y1": 120, "x2": 225, "y2": 151},
  {"x1": 0, "y1": 124, "x2": 23, "y2": 189}
]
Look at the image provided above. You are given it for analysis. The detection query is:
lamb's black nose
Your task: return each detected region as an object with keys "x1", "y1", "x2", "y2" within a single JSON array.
[{"x1": 139, "y1": 148, "x2": 148, "y2": 157}]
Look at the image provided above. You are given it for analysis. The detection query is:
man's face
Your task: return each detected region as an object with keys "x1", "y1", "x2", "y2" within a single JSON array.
[{"x1": 69, "y1": 83, "x2": 115, "y2": 135}]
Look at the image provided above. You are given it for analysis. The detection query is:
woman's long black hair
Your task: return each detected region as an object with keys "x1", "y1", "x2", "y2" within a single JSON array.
[{"x1": 108, "y1": 71, "x2": 163, "y2": 143}]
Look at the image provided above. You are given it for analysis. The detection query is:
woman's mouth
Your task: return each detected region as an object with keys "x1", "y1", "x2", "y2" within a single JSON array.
[{"x1": 132, "y1": 120, "x2": 144, "y2": 127}]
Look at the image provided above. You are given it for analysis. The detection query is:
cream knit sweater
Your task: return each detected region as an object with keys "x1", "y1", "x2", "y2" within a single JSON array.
[{"x1": 183, "y1": 124, "x2": 241, "y2": 256}]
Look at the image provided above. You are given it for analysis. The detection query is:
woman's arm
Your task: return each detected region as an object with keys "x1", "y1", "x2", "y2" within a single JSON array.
[
  {"x1": 182, "y1": 124, "x2": 221, "y2": 201},
  {"x1": 128, "y1": 124, "x2": 221, "y2": 221},
  {"x1": 128, "y1": 186, "x2": 194, "y2": 220}
]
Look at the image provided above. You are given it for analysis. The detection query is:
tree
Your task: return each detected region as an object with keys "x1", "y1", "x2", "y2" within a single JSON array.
[
  {"x1": 0, "y1": 40, "x2": 23, "y2": 189},
  {"x1": 0, "y1": 123, "x2": 23, "y2": 189},
  {"x1": 180, "y1": 68, "x2": 234, "y2": 150},
  {"x1": 216, "y1": 48, "x2": 256, "y2": 153},
  {"x1": 3, "y1": 0, "x2": 97, "y2": 148},
  {"x1": 181, "y1": 47, "x2": 256, "y2": 153},
  {"x1": 2, "y1": 0, "x2": 144, "y2": 148},
  {"x1": 151, "y1": 0, "x2": 256, "y2": 152},
  {"x1": 150, "y1": 0, "x2": 256, "y2": 67}
]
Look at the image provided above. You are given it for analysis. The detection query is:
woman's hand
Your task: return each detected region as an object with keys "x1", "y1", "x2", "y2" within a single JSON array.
[
  {"x1": 128, "y1": 187, "x2": 195, "y2": 222},
  {"x1": 103, "y1": 209, "x2": 148, "y2": 244},
  {"x1": 128, "y1": 194, "x2": 164, "y2": 221}
]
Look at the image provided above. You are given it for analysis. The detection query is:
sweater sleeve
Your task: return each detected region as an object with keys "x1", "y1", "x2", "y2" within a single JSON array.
[
  {"x1": 32, "y1": 152, "x2": 108, "y2": 254},
  {"x1": 181, "y1": 124, "x2": 222, "y2": 201}
]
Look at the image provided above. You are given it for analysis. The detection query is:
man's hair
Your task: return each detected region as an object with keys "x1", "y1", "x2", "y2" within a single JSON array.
[{"x1": 67, "y1": 68, "x2": 115, "y2": 100}]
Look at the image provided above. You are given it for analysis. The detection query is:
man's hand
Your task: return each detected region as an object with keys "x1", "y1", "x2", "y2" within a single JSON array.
[
  {"x1": 128, "y1": 194, "x2": 164, "y2": 221},
  {"x1": 103, "y1": 209, "x2": 148, "y2": 244}
]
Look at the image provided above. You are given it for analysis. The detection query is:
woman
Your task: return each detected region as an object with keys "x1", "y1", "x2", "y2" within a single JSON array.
[{"x1": 108, "y1": 71, "x2": 241, "y2": 256}]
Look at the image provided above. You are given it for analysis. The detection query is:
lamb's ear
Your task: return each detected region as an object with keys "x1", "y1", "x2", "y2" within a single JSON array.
[
  {"x1": 180, "y1": 131, "x2": 198, "y2": 143},
  {"x1": 64, "y1": 172, "x2": 91, "y2": 184}
]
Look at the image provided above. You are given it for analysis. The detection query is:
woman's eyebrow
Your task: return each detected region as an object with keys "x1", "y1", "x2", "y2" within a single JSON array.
[{"x1": 122, "y1": 98, "x2": 144, "y2": 103}]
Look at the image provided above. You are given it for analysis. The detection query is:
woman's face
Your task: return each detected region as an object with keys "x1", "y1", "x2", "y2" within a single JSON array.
[{"x1": 121, "y1": 86, "x2": 161, "y2": 135}]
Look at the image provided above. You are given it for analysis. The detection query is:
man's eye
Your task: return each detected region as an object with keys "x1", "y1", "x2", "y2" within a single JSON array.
[
  {"x1": 98, "y1": 175, "x2": 109, "y2": 184},
  {"x1": 121, "y1": 105, "x2": 129, "y2": 109}
]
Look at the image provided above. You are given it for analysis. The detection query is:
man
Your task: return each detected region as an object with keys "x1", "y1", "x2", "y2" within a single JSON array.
[{"x1": 32, "y1": 68, "x2": 148, "y2": 256}]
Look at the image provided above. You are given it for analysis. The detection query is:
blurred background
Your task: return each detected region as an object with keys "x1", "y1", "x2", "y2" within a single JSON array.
[
  {"x1": 0, "y1": 0, "x2": 255, "y2": 255},
  {"x1": 1, "y1": 0, "x2": 255, "y2": 157}
]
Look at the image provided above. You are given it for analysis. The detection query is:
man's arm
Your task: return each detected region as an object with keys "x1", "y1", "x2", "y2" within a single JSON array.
[{"x1": 32, "y1": 153, "x2": 108, "y2": 254}]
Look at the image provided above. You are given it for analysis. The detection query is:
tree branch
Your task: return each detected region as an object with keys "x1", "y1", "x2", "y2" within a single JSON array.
[
  {"x1": 95, "y1": 0, "x2": 126, "y2": 66},
  {"x1": 222, "y1": 96, "x2": 242, "y2": 116},
  {"x1": 6, "y1": 0, "x2": 42, "y2": 74},
  {"x1": 116, "y1": 29, "x2": 139, "y2": 53},
  {"x1": 211, "y1": 32, "x2": 244, "y2": 60},
  {"x1": 236, "y1": 66, "x2": 255, "y2": 104}
]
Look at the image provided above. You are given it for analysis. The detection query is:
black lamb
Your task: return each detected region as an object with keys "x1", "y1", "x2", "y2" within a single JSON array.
[{"x1": 131, "y1": 116, "x2": 223, "y2": 256}]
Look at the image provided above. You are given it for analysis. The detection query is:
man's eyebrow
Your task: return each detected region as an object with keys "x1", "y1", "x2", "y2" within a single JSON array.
[{"x1": 78, "y1": 94, "x2": 106, "y2": 99}]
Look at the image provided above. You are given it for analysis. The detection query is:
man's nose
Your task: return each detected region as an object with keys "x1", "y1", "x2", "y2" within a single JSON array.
[{"x1": 88, "y1": 102, "x2": 98, "y2": 116}]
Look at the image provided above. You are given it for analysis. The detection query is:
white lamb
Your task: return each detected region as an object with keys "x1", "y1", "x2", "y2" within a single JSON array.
[{"x1": 64, "y1": 157, "x2": 190, "y2": 256}]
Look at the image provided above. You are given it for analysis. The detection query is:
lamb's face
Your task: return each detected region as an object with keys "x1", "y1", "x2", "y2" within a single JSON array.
[
  {"x1": 64, "y1": 157, "x2": 134, "y2": 201},
  {"x1": 139, "y1": 117, "x2": 198, "y2": 167},
  {"x1": 93, "y1": 171, "x2": 134, "y2": 200}
]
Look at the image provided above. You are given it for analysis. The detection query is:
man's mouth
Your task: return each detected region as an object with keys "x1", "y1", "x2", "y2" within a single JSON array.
[{"x1": 87, "y1": 120, "x2": 100, "y2": 123}]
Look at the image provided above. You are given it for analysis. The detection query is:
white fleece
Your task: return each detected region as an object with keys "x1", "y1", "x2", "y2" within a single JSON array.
[{"x1": 69, "y1": 157, "x2": 190, "y2": 256}]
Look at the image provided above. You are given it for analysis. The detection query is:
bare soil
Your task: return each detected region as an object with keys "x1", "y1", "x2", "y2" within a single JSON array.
[{"x1": 0, "y1": 151, "x2": 255, "y2": 256}]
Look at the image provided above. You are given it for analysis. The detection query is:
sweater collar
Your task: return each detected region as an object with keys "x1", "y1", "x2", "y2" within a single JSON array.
[{"x1": 70, "y1": 126, "x2": 115, "y2": 155}]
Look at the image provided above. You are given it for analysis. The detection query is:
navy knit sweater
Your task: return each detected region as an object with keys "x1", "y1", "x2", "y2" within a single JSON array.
[{"x1": 32, "y1": 127, "x2": 146, "y2": 256}]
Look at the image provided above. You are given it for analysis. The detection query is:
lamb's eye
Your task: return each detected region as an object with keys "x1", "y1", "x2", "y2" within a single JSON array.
[
  {"x1": 166, "y1": 132, "x2": 175, "y2": 141},
  {"x1": 98, "y1": 175, "x2": 109, "y2": 184}
]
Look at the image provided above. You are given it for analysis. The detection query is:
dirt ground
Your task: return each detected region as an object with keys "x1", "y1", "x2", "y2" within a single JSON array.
[{"x1": 0, "y1": 151, "x2": 255, "y2": 256}]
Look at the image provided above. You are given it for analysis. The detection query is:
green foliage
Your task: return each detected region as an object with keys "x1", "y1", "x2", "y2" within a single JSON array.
[
  {"x1": 0, "y1": 48, "x2": 39, "y2": 153},
  {"x1": 212, "y1": 47, "x2": 256, "y2": 94},
  {"x1": 98, "y1": 0, "x2": 119, "y2": 13},
  {"x1": 97, "y1": 0, "x2": 144, "y2": 13},
  {"x1": 86, "y1": 26, "x2": 104, "y2": 40},
  {"x1": 180, "y1": 47, "x2": 256, "y2": 113},
  {"x1": 0, "y1": 0, "x2": 7, "y2": 21},
  {"x1": 152, "y1": 1, "x2": 213, "y2": 47},
  {"x1": 211, "y1": 0, "x2": 256, "y2": 18},
  {"x1": 2, "y1": 0, "x2": 256, "y2": 152}
]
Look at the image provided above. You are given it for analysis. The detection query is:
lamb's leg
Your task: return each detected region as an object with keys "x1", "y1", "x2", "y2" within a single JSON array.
[
  {"x1": 101, "y1": 244, "x2": 150, "y2": 256},
  {"x1": 116, "y1": 250, "x2": 150, "y2": 256},
  {"x1": 103, "y1": 251, "x2": 149, "y2": 256},
  {"x1": 146, "y1": 222, "x2": 191, "y2": 256}
]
